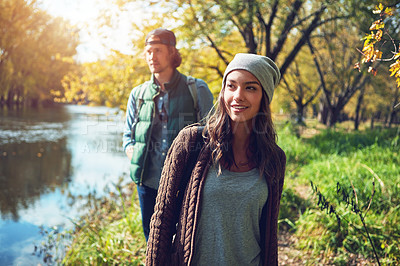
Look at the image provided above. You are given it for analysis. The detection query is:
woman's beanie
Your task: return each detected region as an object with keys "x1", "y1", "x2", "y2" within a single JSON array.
[{"x1": 222, "y1": 53, "x2": 281, "y2": 102}]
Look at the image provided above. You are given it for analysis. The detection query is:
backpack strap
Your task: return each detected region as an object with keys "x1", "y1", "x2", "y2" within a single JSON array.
[
  {"x1": 187, "y1": 76, "x2": 200, "y2": 121},
  {"x1": 131, "y1": 82, "x2": 148, "y2": 140}
]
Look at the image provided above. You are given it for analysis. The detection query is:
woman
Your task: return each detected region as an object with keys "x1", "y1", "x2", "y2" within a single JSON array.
[{"x1": 146, "y1": 53, "x2": 286, "y2": 266}]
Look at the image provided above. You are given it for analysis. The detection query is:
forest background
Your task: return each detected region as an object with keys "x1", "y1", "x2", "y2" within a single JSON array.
[
  {"x1": 1, "y1": 0, "x2": 400, "y2": 264},
  {"x1": 2, "y1": 0, "x2": 400, "y2": 129}
]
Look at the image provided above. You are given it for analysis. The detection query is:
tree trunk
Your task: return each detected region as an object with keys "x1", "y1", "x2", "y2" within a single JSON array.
[
  {"x1": 327, "y1": 108, "x2": 339, "y2": 127},
  {"x1": 387, "y1": 86, "x2": 399, "y2": 128},
  {"x1": 296, "y1": 103, "x2": 305, "y2": 125},
  {"x1": 318, "y1": 97, "x2": 329, "y2": 124},
  {"x1": 6, "y1": 90, "x2": 14, "y2": 107},
  {"x1": 31, "y1": 98, "x2": 39, "y2": 108},
  {"x1": 354, "y1": 89, "x2": 365, "y2": 131},
  {"x1": 16, "y1": 88, "x2": 22, "y2": 109},
  {"x1": 370, "y1": 111, "x2": 381, "y2": 129}
]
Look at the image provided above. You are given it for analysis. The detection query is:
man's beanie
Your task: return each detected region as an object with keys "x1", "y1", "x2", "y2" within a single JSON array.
[
  {"x1": 222, "y1": 53, "x2": 281, "y2": 102},
  {"x1": 145, "y1": 28, "x2": 176, "y2": 46}
]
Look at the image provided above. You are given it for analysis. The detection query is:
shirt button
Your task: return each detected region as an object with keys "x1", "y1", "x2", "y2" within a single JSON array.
[
  {"x1": 160, "y1": 97, "x2": 163, "y2": 100},
  {"x1": 163, "y1": 125, "x2": 167, "y2": 129},
  {"x1": 162, "y1": 139, "x2": 166, "y2": 143},
  {"x1": 162, "y1": 152, "x2": 166, "y2": 156}
]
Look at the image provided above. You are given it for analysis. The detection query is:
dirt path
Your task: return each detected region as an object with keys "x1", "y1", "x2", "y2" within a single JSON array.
[
  {"x1": 278, "y1": 230, "x2": 376, "y2": 265},
  {"x1": 278, "y1": 231, "x2": 305, "y2": 265}
]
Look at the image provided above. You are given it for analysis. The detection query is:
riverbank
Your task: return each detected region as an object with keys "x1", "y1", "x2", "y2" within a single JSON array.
[
  {"x1": 0, "y1": 105, "x2": 128, "y2": 264},
  {"x1": 60, "y1": 180, "x2": 146, "y2": 265}
]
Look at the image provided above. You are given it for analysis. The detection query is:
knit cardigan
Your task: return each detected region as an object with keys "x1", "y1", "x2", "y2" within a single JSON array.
[{"x1": 146, "y1": 125, "x2": 286, "y2": 266}]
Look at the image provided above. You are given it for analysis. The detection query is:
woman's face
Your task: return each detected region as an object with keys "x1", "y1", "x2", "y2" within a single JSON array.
[{"x1": 223, "y1": 70, "x2": 263, "y2": 126}]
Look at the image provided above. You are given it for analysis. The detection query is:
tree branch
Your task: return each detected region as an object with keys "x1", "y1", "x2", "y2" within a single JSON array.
[
  {"x1": 255, "y1": 0, "x2": 279, "y2": 56},
  {"x1": 307, "y1": 36, "x2": 333, "y2": 110},
  {"x1": 270, "y1": 0, "x2": 304, "y2": 60},
  {"x1": 188, "y1": 0, "x2": 230, "y2": 66},
  {"x1": 280, "y1": 5, "x2": 326, "y2": 77}
]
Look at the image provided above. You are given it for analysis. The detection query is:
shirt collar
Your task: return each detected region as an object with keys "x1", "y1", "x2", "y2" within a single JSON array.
[{"x1": 151, "y1": 70, "x2": 181, "y2": 92}]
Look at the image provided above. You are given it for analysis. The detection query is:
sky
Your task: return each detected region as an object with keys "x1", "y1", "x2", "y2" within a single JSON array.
[{"x1": 39, "y1": 0, "x2": 142, "y2": 62}]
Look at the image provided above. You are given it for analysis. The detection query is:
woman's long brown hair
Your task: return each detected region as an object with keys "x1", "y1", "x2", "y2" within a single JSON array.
[{"x1": 204, "y1": 86, "x2": 284, "y2": 183}]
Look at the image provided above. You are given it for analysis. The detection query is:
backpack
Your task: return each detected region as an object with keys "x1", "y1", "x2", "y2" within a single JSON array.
[
  {"x1": 135, "y1": 76, "x2": 199, "y2": 122},
  {"x1": 131, "y1": 76, "x2": 199, "y2": 140},
  {"x1": 186, "y1": 76, "x2": 200, "y2": 121}
]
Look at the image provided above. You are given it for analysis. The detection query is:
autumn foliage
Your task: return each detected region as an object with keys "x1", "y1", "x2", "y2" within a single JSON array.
[{"x1": 356, "y1": 3, "x2": 400, "y2": 89}]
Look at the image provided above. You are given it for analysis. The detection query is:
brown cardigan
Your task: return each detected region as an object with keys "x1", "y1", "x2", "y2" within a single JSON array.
[{"x1": 146, "y1": 125, "x2": 286, "y2": 265}]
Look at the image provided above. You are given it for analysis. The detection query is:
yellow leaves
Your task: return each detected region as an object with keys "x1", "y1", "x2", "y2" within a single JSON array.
[
  {"x1": 373, "y1": 3, "x2": 384, "y2": 14},
  {"x1": 361, "y1": 44, "x2": 373, "y2": 63},
  {"x1": 360, "y1": 29, "x2": 383, "y2": 63},
  {"x1": 394, "y1": 48, "x2": 400, "y2": 60},
  {"x1": 369, "y1": 20, "x2": 384, "y2": 31},
  {"x1": 354, "y1": 62, "x2": 361, "y2": 72},
  {"x1": 54, "y1": 52, "x2": 75, "y2": 63},
  {"x1": 372, "y1": 50, "x2": 382, "y2": 62},
  {"x1": 61, "y1": 56, "x2": 74, "y2": 63},
  {"x1": 389, "y1": 60, "x2": 400, "y2": 77},
  {"x1": 373, "y1": 3, "x2": 393, "y2": 16},
  {"x1": 361, "y1": 44, "x2": 381, "y2": 64},
  {"x1": 368, "y1": 66, "x2": 377, "y2": 76},
  {"x1": 357, "y1": 3, "x2": 400, "y2": 89},
  {"x1": 374, "y1": 29, "x2": 383, "y2": 42}
]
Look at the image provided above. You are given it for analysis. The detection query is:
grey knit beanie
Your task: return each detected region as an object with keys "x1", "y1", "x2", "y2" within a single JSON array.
[{"x1": 222, "y1": 53, "x2": 281, "y2": 102}]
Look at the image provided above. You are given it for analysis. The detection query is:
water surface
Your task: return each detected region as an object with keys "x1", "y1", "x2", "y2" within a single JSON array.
[{"x1": 0, "y1": 105, "x2": 130, "y2": 265}]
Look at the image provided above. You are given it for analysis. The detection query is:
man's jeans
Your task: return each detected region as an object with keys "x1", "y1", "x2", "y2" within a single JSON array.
[{"x1": 137, "y1": 184, "x2": 158, "y2": 241}]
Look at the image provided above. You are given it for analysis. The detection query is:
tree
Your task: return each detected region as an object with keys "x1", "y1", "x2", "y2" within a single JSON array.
[
  {"x1": 308, "y1": 22, "x2": 369, "y2": 127},
  {"x1": 173, "y1": 0, "x2": 352, "y2": 79},
  {"x1": 110, "y1": 0, "x2": 356, "y2": 81},
  {"x1": 60, "y1": 50, "x2": 148, "y2": 109},
  {"x1": 0, "y1": 0, "x2": 79, "y2": 107},
  {"x1": 281, "y1": 52, "x2": 321, "y2": 124}
]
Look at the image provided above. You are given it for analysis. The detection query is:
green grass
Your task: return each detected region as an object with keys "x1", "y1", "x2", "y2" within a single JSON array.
[
  {"x1": 62, "y1": 180, "x2": 146, "y2": 265},
  {"x1": 278, "y1": 122, "x2": 400, "y2": 265}
]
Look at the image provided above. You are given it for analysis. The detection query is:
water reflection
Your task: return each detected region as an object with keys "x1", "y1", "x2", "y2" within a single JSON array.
[
  {"x1": 0, "y1": 139, "x2": 72, "y2": 221},
  {"x1": 0, "y1": 104, "x2": 129, "y2": 265}
]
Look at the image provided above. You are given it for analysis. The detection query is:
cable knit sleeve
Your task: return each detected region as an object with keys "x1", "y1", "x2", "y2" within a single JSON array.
[
  {"x1": 146, "y1": 126, "x2": 197, "y2": 266},
  {"x1": 263, "y1": 147, "x2": 286, "y2": 266}
]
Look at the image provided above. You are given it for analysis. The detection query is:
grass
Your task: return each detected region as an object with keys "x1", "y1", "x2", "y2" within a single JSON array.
[
  {"x1": 61, "y1": 179, "x2": 147, "y2": 265},
  {"x1": 57, "y1": 120, "x2": 400, "y2": 265},
  {"x1": 278, "y1": 121, "x2": 400, "y2": 265}
]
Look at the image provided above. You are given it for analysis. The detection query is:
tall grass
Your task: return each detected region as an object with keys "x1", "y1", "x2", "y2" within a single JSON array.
[
  {"x1": 62, "y1": 180, "x2": 146, "y2": 265},
  {"x1": 278, "y1": 122, "x2": 400, "y2": 264}
]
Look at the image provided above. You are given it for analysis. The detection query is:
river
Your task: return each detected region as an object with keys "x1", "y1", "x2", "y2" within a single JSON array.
[{"x1": 0, "y1": 104, "x2": 130, "y2": 265}]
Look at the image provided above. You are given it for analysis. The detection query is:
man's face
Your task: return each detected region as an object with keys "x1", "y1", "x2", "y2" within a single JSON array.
[{"x1": 144, "y1": 36, "x2": 173, "y2": 74}]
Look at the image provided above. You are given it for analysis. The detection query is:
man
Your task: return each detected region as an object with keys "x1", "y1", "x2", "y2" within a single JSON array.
[{"x1": 122, "y1": 28, "x2": 213, "y2": 241}]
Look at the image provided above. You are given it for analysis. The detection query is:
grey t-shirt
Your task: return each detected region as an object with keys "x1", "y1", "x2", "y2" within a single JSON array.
[{"x1": 192, "y1": 166, "x2": 268, "y2": 266}]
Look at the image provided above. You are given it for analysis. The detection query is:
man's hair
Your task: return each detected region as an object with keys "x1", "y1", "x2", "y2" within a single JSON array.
[
  {"x1": 168, "y1": 46, "x2": 182, "y2": 69},
  {"x1": 204, "y1": 86, "x2": 284, "y2": 182}
]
